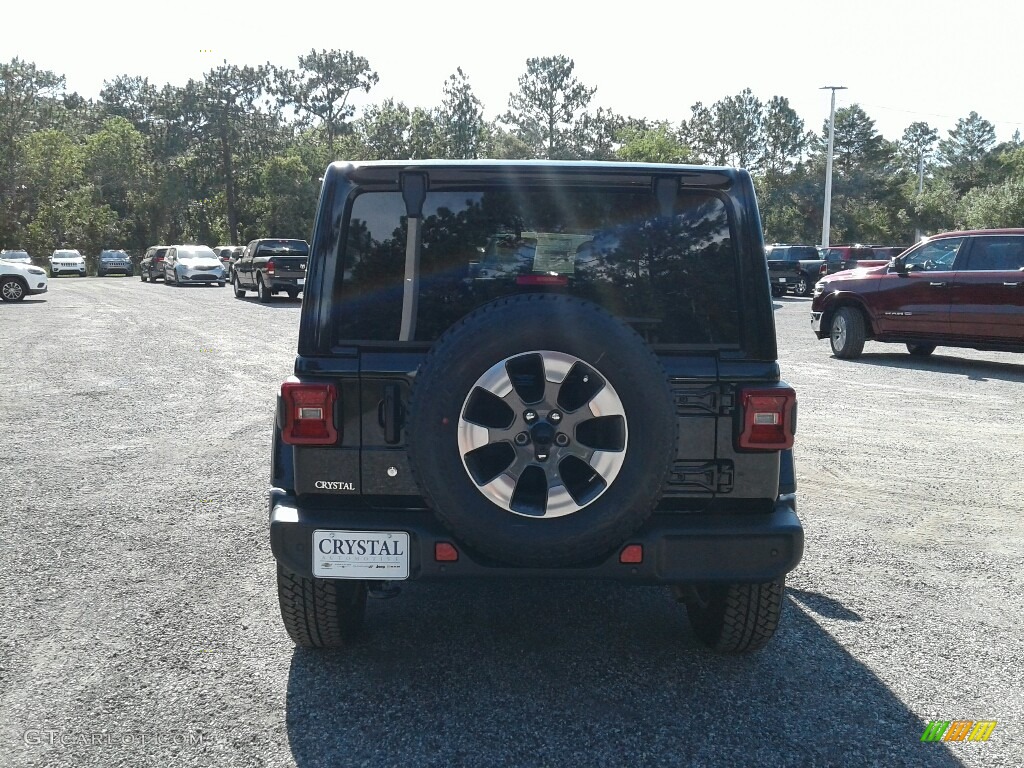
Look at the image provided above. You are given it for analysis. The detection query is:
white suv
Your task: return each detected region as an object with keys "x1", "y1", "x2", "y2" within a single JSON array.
[
  {"x1": 0, "y1": 256, "x2": 49, "y2": 301},
  {"x1": 50, "y1": 248, "x2": 86, "y2": 277}
]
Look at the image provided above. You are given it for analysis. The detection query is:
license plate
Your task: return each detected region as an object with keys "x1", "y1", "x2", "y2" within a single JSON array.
[
  {"x1": 777, "y1": 278, "x2": 787, "y2": 283},
  {"x1": 297, "y1": 278, "x2": 305, "y2": 286},
  {"x1": 313, "y1": 530, "x2": 409, "y2": 579}
]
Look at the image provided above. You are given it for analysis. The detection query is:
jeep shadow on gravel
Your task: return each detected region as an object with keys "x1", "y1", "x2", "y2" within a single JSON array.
[{"x1": 269, "y1": 161, "x2": 802, "y2": 653}]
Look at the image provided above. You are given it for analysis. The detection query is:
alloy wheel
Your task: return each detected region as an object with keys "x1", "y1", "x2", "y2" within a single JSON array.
[
  {"x1": 456, "y1": 350, "x2": 628, "y2": 518},
  {"x1": 831, "y1": 314, "x2": 847, "y2": 350}
]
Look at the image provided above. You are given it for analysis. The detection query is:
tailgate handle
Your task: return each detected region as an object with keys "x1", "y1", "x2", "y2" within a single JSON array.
[
  {"x1": 381, "y1": 384, "x2": 403, "y2": 444},
  {"x1": 928, "y1": 281, "x2": 947, "y2": 287},
  {"x1": 1003, "y1": 281, "x2": 1022, "y2": 287}
]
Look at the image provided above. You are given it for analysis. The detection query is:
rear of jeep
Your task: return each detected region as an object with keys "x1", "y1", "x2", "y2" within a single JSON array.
[{"x1": 269, "y1": 160, "x2": 802, "y2": 652}]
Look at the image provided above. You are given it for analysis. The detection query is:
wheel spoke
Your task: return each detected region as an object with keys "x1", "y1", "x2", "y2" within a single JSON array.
[
  {"x1": 505, "y1": 353, "x2": 546, "y2": 404},
  {"x1": 545, "y1": 485, "x2": 580, "y2": 516},
  {"x1": 462, "y1": 387, "x2": 514, "y2": 430},
  {"x1": 556, "y1": 362, "x2": 606, "y2": 412},
  {"x1": 477, "y1": 473, "x2": 518, "y2": 510},
  {"x1": 575, "y1": 416, "x2": 626, "y2": 451},
  {"x1": 509, "y1": 466, "x2": 549, "y2": 516},
  {"x1": 586, "y1": 384, "x2": 625, "y2": 418},
  {"x1": 476, "y1": 360, "x2": 515, "y2": 398},
  {"x1": 463, "y1": 442, "x2": 517, "y2": 486},
  {"x1": 558, "y1": 455, "x2": 608, "y2": 507},
  {"x1": 588, "y1": 451, "x2": 621, "y2": 483}
]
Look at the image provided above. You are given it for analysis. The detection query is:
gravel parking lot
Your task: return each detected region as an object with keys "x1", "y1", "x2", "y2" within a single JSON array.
[{"x1": 1, "y1": 280, "x2": 1021, "y2": 768}]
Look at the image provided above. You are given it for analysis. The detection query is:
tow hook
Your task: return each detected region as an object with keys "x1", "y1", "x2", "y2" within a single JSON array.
[{"x1": 367, "y1": 581, "x2": 401, "y2": 599}]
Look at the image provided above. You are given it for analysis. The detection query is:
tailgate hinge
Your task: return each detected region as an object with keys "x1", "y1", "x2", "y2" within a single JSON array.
[
  {"x1": 672, "y1": 385, "x2": 734, "y2": 416},
  {"x1": 667, "y1": 460, "x2": 734, "y2": 493}
]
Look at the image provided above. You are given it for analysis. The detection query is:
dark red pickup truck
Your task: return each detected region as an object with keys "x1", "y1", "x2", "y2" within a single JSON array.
[{"x1": 811, "y1": 230, "x2": 1024, "y2": 358}]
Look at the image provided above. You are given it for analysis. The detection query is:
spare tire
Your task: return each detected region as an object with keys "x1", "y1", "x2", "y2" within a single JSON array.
[{"x1": 407, "y1": 294, "x2": 677, "y2": 567}]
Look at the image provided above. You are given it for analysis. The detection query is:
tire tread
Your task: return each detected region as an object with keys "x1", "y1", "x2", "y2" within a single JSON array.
[
  {"x1": 276, "y1": 564, "x2": 366, "y2": 648},
  {"x1": 687, "y1": 580, "x2": 785, "y2": 653}
]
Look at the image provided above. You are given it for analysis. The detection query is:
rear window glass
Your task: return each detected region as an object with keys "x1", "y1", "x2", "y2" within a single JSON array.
[
  {"x1": 177, "y1": 246, "x2": 217, "y2": 259},
  {"x1": 766, "y1": 246, "x2": 808, "y2": 261},
  {"x1": 789, "y1": 246, "x2": 819, "y2": 259},
  {"x1": 332, "y1": 186, "x2": 741, "y2": 346},
  {"x1": 256, "y1": 240, "x2": 308, "y2": 257}
]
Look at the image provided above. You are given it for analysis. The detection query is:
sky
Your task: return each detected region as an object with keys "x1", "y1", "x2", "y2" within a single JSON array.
[{"x1": 6, "y1": 0, "x2": 1024, "y2": 145}]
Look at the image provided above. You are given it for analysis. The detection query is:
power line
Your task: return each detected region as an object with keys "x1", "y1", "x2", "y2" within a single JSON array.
[{"x1": 852, "y1": 101, "x2": 1024, "y2": 127}]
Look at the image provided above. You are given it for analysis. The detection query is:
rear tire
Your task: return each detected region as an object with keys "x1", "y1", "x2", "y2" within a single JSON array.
[
  {"x1": 287, "y1": 289, "x2": 299, "y2": 299},
  {"x1": 683, "y1": 580, "x2": 785, "y2": 653},
  {"x1": 140, "y1": 272, "x2": 148, "y2": 282},
  {"x1": 257, "y1": 275, "x2": 271, "y2": 303},
  {"x1": 829, "y1": 307, "x2": 866, "y2": 359},
  {"x1": 276, "y1": 564, "x2": 367, "y2": 648},
  {"x1": 907, "y1": 343, "x2": 936, "y2": 357},
  {"x1": 771, "y1": 285, "x2": 785, "y2": 298}
]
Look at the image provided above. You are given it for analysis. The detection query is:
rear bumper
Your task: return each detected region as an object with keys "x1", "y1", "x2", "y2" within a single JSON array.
[
  {"x1": 269, "y1": 276, "x2": 304, "y2": 292},
  {"x1": 268, "y1": 491, "x2": 803, "y2": 584}
]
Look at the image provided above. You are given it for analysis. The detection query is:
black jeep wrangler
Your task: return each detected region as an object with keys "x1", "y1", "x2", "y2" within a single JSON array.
[{"x1": 269, "y1": 160, "x2": 802, "y2": 653}]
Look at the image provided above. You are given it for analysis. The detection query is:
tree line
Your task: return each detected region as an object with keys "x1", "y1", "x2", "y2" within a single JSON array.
[{"x1": 2, "y1": 52, "x2": 1022, "y2": 259}]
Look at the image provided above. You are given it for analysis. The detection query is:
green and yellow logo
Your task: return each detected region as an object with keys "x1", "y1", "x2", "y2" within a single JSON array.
[{"x1": 921, "y1": 720, "x2": 997, "y2": 742}]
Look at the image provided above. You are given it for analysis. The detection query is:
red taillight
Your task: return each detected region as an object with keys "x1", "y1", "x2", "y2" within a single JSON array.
[
  {"x1": 738, "y1": 387, "x2": 796, "y2": 450},
  {"x1": 619, "y1": 544, "x2": 643, "y2": 564},
  {"x1": 281, "y1": 382, "x2": 338, "y2": 445},
  {"x1": 266, "y1": 259, "x2": 276, "y2": 276},
  {"x1": 819, "y1": 263, "x2": 827, "y2": 275},
  {"x1": 435, "y1": 542, "x2": 459, "y2": 562}
]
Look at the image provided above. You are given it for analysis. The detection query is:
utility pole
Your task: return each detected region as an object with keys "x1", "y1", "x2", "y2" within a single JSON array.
[
  {"x1": 916, "y1": 152, "x2": 925, "y2": 241},
  {"x1": 820, "y1": 86, "x2": 847, "y2": 250}
]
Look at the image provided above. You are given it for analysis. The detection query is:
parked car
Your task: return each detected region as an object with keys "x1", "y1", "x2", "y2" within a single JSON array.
[
  {"x1": 232, "y1": 238, "x2": 308, "y2": 302},
  {"x1": 96, "y1": 249, "x2": 133, "y2": 277},
  {"x1": 821, "y1": 244, "x2": 890, "y2": 274},
  {"x1": 765, "y1": 244, "x2": 826, "y2": 297},
  {"x1": 267, "y1": 160, "x2": 801, "y2": 653},
  {"x1": 140, "y1": 246, "x2": 170, "y2": 282},
  {"x1": 214, "y1": 245, "x2": 244, "y2": 279},
  {"x1": 811, "y1": 229, "x2": 1024, "y2": 358},
  {"x1": 163, "y1": 245, "x2": 227, "y2": 287},
  {"x1": 0, "y1": 249, "x2": 32, "y2": 265},
  {"x1": 0, "y1": 257, "x2": 48, "y2": 301},
  {"x1": 49, "y1": 249, "x2": 86, "y2": 277},
  {"x1": 868, "y1": 245, "x2": 909, "y2": 261}
]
